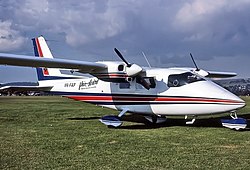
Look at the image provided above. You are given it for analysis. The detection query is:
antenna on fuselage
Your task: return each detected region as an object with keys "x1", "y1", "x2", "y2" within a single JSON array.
[{"x1": 142, "y1": 52, "x2": 151, "y2": 68}]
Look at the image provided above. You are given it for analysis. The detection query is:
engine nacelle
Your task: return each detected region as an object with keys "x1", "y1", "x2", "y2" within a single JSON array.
[{"x1": 92, "y1": 61, "x2": 143, "y2": 83}]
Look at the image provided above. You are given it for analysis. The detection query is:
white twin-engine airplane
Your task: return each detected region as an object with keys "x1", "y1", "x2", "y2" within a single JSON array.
[{"x1": 0, "y1": 36, "x2": 246, "y2": 129}]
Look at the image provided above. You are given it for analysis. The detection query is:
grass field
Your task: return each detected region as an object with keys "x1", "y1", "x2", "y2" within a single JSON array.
[{"x1": 1, "y1": 96, "x2": 250, "y2": 170}]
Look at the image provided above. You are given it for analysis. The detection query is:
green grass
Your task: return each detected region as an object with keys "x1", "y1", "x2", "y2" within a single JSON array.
[{"x1": 1, "y1": 96, "x2": 250, "y2": 170}]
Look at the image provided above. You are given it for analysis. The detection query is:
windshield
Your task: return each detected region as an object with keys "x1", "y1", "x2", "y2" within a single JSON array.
[{"x1": 168, "y1": 72, "x2": 205, "y2": 87}]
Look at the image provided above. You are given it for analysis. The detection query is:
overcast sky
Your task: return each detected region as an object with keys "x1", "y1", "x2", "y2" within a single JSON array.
[{"x1": 0, "y1": 0, "x2": 250, "y2": 83}]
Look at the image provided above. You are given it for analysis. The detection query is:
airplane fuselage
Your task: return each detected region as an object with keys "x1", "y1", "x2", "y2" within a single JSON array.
[{"x1": 39, "y1": 67, "x2": 245, "y2": 116}]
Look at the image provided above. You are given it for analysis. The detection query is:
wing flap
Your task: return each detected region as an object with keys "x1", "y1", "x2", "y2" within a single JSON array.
[{"x1": 0, "y1": 53, "x2": 107, "y2": 73}]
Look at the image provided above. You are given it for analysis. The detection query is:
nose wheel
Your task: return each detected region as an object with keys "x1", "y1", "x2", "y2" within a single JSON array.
[{"x1": 221, "y1": 111, "x2": 247, "y2": 130}]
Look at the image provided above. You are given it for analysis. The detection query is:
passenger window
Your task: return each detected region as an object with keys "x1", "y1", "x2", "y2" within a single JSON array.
[{"x1": 119, "y1": 82, "x2": 130, "y2": 89}]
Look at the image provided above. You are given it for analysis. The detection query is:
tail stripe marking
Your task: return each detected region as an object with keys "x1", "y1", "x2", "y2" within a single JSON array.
[
  {"x1": 35, "y1": 38, "x2": 43, "y2": 57},
  {"x1": 35, "y1": 38, "x2": 49, "y2": 75}
]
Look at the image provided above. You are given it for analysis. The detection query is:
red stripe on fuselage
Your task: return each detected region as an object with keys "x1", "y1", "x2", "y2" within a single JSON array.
[
  {"x1": 67, "y1": 95, "x2": 242, "y2": 104},
  {"x1": 68, "y1": 96, "x2": 113, "y2": 101},
  {"x1": 155, "y1": 97, "x2": 241, "y2": 104},
  {"x1": 95, "y1": 73, "x2": 128, "y2": 78}
]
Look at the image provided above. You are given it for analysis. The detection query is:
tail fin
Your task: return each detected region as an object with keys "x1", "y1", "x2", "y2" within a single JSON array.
[
  {"x1": 32, "y1": 36, "x2": 64, "y2": 81},
  {"x1": 32, "y1": 36, "x2": 82, "y2": 81}
]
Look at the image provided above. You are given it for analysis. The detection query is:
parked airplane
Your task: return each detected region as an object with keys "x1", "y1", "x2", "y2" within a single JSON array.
[{"x1": 0, "y1": 36, "x2": 246, "y2": 129}]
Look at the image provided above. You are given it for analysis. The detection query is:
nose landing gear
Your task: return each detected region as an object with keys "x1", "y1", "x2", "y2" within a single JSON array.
[{"x1": 221, "y1": 111, "x2": 248, "y2": 130}]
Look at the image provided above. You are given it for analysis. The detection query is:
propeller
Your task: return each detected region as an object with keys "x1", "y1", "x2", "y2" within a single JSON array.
[
  {"x1": 190, "y1": 53, "x2": 200, "y2": 71},
  {"x1": 114, "y1": 48, "x2": 143, "y2": 77},
  {"x1": 114, "y1": 48, "x2": 150, "y2": 90},
  {"x1": 114, "y1": 48, "x2": 131, "y2": 67},
  {"x1": 189, "y1": 53, "x2": 209, "y2": 77}
]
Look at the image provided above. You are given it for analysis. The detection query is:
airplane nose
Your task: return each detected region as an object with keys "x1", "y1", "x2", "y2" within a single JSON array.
[
  {"x1": 233, "y1": 96, "x2": 246, "y2": 109},
  {"x1": 191, "y1": 80, "x2": 246, "y2": 112},
  {"x1": 212, "y1": 82, "x2": 246, "y2": 110}
]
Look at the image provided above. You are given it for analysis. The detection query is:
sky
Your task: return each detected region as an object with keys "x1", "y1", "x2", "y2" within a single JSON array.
[{"x1": 0, "y1": 0, "x2": 250, "y2": 83}]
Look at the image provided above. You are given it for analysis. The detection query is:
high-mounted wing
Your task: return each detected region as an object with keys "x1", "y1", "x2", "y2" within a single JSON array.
[
  {"x1": 206, "y1": 71, "x2": 237, "y2": 78},
  {"x1": 0, "y1": 35, "x2": 149, "y2": 89},
  {"x1": 0, "y1": 53, "x2": 107, "y2": 73},
  {"x1": 187, "y1": 68, "x2": 237, "y2": 78},
  {"x1": 188, "y1": 53, "x2": 237, "y2": 79}
]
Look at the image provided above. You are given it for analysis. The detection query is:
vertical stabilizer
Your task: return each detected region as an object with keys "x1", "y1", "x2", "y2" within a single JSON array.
[
  {"x1": 32, "y1": 36, "x2": 68, "y2": 80},
  {"x1": 32, "y1": 36, "x2": 77, "y2": 81}
]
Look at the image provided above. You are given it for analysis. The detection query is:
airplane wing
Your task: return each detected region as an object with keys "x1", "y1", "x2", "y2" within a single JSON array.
[
  {"x1": 206, "y1": 71, "x2": 237, "y2": 78},
  {"x1": 0, "y1": 53, "x2": 107, "y2": 73},
  {"x1": 186, "y1": 68, "x2": 237, "y2": 78}
]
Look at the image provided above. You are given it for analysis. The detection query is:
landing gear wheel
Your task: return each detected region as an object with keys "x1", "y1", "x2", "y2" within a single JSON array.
[
  {"x1": 221, "y1": 111, "x2": 247, "y2": 130},
  {"x1": 152, "y1": 115, "x2": 157, "y2": 124},
  {"x1": 144, "y1": 115, "x2": 167, "y2": 125}
]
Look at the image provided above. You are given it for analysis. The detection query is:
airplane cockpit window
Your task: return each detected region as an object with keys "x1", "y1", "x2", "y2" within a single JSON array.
[
  {"x1": 148, "y1": 77, "x2": 156, "y2": 88},
  {"x1": 168, "y1": 72, "x2": 204, "y2": 87}
]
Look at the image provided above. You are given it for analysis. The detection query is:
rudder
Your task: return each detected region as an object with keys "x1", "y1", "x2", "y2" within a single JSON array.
[{"x1": 32, "y1": 36, "x2": 64, "y2": 80}]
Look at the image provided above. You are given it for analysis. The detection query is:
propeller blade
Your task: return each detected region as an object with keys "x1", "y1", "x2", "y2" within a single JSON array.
[
  {"x1": 114, "y1": 48, "x2": 131, "y2": 67},
  {"x1": 190, "y1": 53, "x2": 200, "y2": 71}
]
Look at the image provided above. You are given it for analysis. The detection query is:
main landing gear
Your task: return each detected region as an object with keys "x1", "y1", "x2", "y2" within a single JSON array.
[
  {"x1": 221, "y1": 111, "x2": 248, "y2": 130},
  {"x1": 144, "y1": 115, "x2": 167, "y2": 124},
  {"x1": 99, "y1": 110, "x2": 167, "y2": 127},
  {"x1": 99, "y1": 108, "x2": 129, "y2": 127}
]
